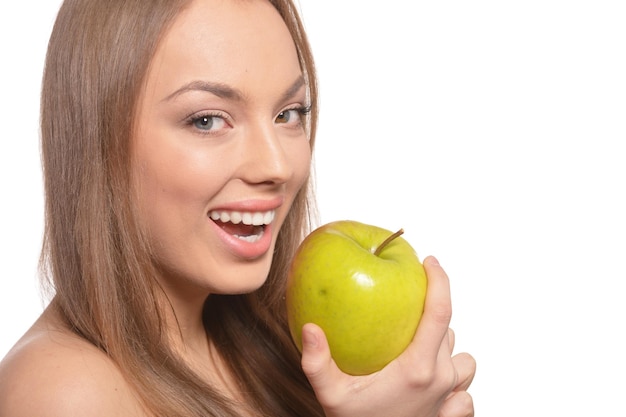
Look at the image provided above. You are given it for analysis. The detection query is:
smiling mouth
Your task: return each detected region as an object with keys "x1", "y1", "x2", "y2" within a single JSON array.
[{"x1": 209, "y1": 210, "x2": 276, "y2": 242}]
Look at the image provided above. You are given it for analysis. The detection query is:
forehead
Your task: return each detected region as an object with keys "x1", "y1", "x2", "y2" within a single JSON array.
[{"x1": 144, "y1": 0, "x2": 302, "y2": 100}]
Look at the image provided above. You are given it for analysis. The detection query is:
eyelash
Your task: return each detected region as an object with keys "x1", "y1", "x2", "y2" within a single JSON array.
[
  {"x1": 184, "y1": 111, "x2": 230, "y2": 134},
  {"x1": 279, "y1": 105, "x2": 312, "y2": 126},
  {"x1": 291, "y1": 104, "x2": 312, "y2": 116},
  {"x1": 184, "y1": 104, "x2": 312, "y2": 135}
]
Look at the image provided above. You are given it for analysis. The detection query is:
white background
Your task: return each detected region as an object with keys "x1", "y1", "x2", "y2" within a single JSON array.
[{"x1": 1, "y1": 1, "x2": 625, "y2": 415}]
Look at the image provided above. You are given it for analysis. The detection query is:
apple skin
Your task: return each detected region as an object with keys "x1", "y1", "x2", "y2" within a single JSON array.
[{"x1": 286, "y1": 220, "x2": 427, "y2": 376}]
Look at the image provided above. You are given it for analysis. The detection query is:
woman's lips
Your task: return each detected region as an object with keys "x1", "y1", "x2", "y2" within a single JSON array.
[{"x1": 208, "y1": 209, "x2": 277, "y2": 258}]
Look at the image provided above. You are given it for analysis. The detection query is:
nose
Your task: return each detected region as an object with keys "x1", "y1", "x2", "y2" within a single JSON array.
[{"x1": 237, "y1": 121, "x2": 293, "y2": 185}]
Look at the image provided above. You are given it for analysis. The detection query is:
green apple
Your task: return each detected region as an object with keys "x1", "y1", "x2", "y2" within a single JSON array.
[{"x1": 286, "y1": 220, "x2": 427, "y2": 376}]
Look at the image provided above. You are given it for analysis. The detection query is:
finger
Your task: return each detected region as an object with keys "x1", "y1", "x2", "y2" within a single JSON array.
[
  {"x1": 451, "y1": 352, "x2": 476, "y2": 392},
  {"x1": 409, "y1": 256, "x2": 453, "y2": 364},
  {"x1": 299, "y1": 323, "x2": 346, "y2": 404},
  {"x1": 439, "y1": 390, "x2": 474, "y2": 417},
  {"x1": 448, "y1": 328, "x2": 456, "y2": 352}
]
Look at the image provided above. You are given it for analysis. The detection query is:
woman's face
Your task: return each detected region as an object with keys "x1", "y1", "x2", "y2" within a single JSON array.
[{"x1": 132, "y1": 0, "x2": 311, "y2": 298}]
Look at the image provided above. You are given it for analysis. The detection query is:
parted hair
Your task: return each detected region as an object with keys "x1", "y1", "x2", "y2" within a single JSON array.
[{"x1": 39, "y1": 0, "x2": 323, "y2": 415}]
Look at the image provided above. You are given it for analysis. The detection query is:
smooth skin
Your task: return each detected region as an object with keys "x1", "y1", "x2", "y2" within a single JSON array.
[
  {"x1": 0, "y1": 313, "x2": 147, "y2": 416},
  {"x1": 0, "y1": 259, "x2": 475, "y2": 417},
  {"x1": 130, "y1": 0, "x2": 312, "y2": 365},
  {"x1": 1, "y1": 0, "x2": 310, "y2": 414},
  {"x1": 0, "y1": 0, "x2": 475, "y2": 415}
]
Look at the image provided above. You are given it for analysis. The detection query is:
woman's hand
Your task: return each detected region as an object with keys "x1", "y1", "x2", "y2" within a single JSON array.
[{"x1": 300, "y1": 256, "x2": 476, "y2": 417}]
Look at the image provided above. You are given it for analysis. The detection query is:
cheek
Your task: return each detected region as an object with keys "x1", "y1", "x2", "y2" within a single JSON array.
[
  {"x1": 131, "y1": 142, "x2": 228, "y2": 239},
  {"x1": 289, "y1": 140, "x2": 313, "y2": 192},
  {"x1": 134, "y1": 123, "x2": 230, "y2": 200}
]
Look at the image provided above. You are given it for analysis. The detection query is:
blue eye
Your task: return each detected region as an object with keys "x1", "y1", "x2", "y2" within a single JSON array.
[{"x1": 192, "y1": 115, "x2": 226, "y2": 131}]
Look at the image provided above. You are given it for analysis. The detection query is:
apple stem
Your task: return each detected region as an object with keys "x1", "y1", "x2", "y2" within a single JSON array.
[{"x1": 373, "y1": 228, "x2": 404, "y2": 256}]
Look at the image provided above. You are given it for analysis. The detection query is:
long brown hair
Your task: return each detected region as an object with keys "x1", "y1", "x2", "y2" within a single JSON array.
[{"x1": 40, "y1": 0, "x2": 322, "y2": 415}]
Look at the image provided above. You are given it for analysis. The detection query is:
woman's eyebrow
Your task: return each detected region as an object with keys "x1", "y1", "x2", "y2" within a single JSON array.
[
  {"x1": 163, "y1": 75, "x2": 305, "y2": 103},
  {"x1": 280, "y1": 75, "x2": 306, "y2": 102},
  {"x1": 163, "y1": 80, "x2": 243, "y2": 102}
]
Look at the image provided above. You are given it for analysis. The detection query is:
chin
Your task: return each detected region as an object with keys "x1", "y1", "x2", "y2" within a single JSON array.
[{"x1": 208, "y1": 261, "x2": 273, "y2": 296}]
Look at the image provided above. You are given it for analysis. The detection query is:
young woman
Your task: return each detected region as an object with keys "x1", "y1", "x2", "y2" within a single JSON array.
[{"x1": 0, "y1": 0, "x2": 475, "y2": 416}]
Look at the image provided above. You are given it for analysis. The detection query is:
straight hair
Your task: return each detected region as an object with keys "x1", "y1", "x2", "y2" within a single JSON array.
[{"x1": 40, "y1": 0, "x2": 323, "y2": 415}]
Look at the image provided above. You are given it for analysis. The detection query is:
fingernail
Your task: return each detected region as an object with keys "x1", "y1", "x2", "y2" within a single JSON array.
[
  {"x1": 426, "y1": 256, "x2": 440, "y2": 266},
  {"x1": 302, "y1": 326, "x2": 318, "y2": 348}
]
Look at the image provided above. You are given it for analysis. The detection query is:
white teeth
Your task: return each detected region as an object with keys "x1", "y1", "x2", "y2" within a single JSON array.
[
  {"x1": 235, "y1": 231, "x2": 264, "y2": 243},
  {"x1": 230, "y1": 212, "x2": 242, "y2": 224},
  {"x1": 209, "y1": 209, "x2": 276, "y2": 226},
  {"x1": 252, "y1": 212, "x2": 264, "y2": 226}
]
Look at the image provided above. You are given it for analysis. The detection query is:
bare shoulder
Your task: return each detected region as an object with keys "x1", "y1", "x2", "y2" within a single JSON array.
[{"x1": 0, "y1": 308, "x2": 147, "y2": 416}]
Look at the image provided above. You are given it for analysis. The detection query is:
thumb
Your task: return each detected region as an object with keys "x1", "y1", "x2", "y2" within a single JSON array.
[{"x1": 300, "y1": 323, "x2": 341, "y2": 395}]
